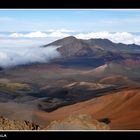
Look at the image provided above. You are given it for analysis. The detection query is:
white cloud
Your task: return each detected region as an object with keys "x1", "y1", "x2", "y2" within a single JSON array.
[
  {"x1": 10, "y1": 31, "x2": 139, "y2": 45},
  {"x1": 47, "y1": 31, "x2": 69, "y2": 38},
  {"x1": 0, "y1": 34, "x2": 62, "y2": 68},
  {"x1": 10, "y1": 31, "x2": 70, "y2": 38},
  {"x1": 3, "y1": 31, "x2": 140, "y2": 46},
  {"x1": 0, "y1": 37, "x2": 59, "y2": 48},
  {"x1": 0, "y1": 45, "x2": 61, "y2": 68},
  {"x1": 24, "y1": 31, "x2": 48, "y2": 38},
  {"x1": 10, "y1": 33, "x2": 25, "y2": 38},
  {"x1": 75, "y1": 32, "x2": 140, "y2": 45},
  {"x1": 10, "y1": 31, "x2": 47, "y2": 38}
]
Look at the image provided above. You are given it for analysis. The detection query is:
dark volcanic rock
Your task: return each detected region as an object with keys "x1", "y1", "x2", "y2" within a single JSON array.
[{"x1": 37, "y1": 85, "x2": 121, "y2": 112}]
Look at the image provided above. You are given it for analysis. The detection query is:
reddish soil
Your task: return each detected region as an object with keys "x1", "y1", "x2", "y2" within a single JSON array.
[{"x1": 33, "y1": 87, "x2": 140, "y2": 130}]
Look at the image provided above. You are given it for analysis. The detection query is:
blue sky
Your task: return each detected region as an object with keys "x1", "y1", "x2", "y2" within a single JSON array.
[{"x1": 0, "y1": 9, "x2": 140, "y2": 32}]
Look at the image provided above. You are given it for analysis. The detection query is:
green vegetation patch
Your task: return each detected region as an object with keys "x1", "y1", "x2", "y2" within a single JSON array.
[{"x1": 0, "y1": 79, "x2": 33, "y2": 93}]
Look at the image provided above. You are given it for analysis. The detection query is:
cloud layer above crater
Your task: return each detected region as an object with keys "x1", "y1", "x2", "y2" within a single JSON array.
[
  {"x1": 0, "y1": 31, "x2": 140, "y2": 68},
  {"x1": 10, "y1": 31, "x2": 70, "y2": 38},
  {"x1": 0, "y1": 45, "x2": 61, "y2": 68},
  {"x1": 2, "y1": 31, "x2": 140, "y2": 45},
  {"x1": 76, "y1": 32, "x2": 140, "y2": 45}
]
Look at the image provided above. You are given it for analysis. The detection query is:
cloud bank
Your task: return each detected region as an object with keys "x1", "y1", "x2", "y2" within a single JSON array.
[
  {"x1": 0, "y1": 45, "x2": 61, "y2": 68},
  {"x1": 0, "y1": 31, "x2": 140, "y2": 68},
  {"x1": 5, "y1": 31, "x2": 140, "y2": 45},
  {"x1": 76, "y1": 32, "x2": 140, "y2": 45},
  {"x1": 10, "y1": 31, "x2": 70, "y2": 38}
]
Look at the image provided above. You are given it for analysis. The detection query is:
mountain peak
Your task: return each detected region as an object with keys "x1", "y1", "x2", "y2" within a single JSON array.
[
  {"x1": 59, "y1": 36, "x2": 78, "y2": 43},
  {"x1": 44, "y1": 36, "x2": 78, "y2": 47},
  {"x1": 64, "y1": 36, "x2": 77, "y2": 40}
]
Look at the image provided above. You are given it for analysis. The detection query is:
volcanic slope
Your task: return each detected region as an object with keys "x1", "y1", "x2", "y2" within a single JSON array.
[{"x1": 33, "y1": 87, "x2": 140, "y2": 130}]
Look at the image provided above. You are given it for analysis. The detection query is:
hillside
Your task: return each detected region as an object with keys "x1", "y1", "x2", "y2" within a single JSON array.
[
  {"x1": 44, "y1": 36, "x2": 140, "y2": 59},
  {"x1": 33, "y1": 87, "x2": 140, "y2": 130}
]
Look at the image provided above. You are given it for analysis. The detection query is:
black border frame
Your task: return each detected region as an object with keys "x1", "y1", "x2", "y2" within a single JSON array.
[
  {"x1": 0, "y1": 0, "x2": 140, "y2": 139},
  {"x1": 0, "y1": 0, "x2": 140, "y2": 9},
  {"x1": 1, "y1": 131, "x2": 140, "y2": 140}
]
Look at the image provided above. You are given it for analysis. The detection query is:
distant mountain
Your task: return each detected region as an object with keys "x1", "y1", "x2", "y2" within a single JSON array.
[
  {"x1": 43, "y1": 36, "x2": 140, "y2": 68},
  {"x1": 44, "y1": 36, "x2": 140, "y2": 59}
]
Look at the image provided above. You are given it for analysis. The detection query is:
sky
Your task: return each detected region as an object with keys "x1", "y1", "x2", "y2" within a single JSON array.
[
  {"x1": 1, "y1": 9, "x2": 140, "y2": 47},
  {"x1": 0, "y1": 9, "x2": 140, "y2": 32}
]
